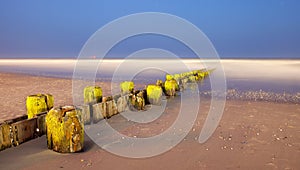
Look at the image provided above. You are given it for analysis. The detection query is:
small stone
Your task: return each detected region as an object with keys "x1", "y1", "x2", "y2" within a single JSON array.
[
  {"x1": 276, "y1": 137, "x2": 280, "y2": 141},
  {"x1": 133, "y1": 136, "x2": 137, "y2": 138},
  {"x1": 192, "y1": 128, "x2": 196, "y2": 132},
  {"x1": 206, "y1": 148, "x2": 209, "y2": 151},
  {"x1": 80, "y1": 159, "x2": 84, "y2": 162},
  {"x1": 230, "y1": 147, "x2": 233, "y2": 150},
  {"x1": 256, "y1": 132, "x2": 260, "y2": 136},
  {"x1": 279, "y1": 128, "x2": 283, "y2": 132},
  {"x1": 121, "y1": 136, "x2": 125, "y2": 139}
]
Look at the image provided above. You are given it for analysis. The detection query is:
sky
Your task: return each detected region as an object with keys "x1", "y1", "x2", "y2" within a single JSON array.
[{"x1": 0, "y1": 0, "x2": 299, "y2": 59}]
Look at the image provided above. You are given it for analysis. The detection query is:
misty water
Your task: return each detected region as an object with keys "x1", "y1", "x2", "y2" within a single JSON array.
[{"x1": 0, "y1": 59, "x2": 299, "y2": 103}]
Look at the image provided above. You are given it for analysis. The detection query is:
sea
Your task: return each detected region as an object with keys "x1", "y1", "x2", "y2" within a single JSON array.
[{"x1": 0, "y1": 59, "x2": 299, "y2": 103}]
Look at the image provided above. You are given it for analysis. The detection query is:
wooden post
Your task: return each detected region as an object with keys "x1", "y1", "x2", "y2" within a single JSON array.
[
  {"x1": 46, "y1": 106, "x2": 84, "y2": 153},
  {"x1": 129, "y1": 91, "x2": 145, "y2": 111},
  {"x1": 26, "y1": 94, "x2": 48, "y2": 119},
  {"x1": 92, "y1": 102, "x2": 106, "y2": 122},
  {"x1": 164, "y1": 79, "x2": 179, "y2": 96},
  {"x1": 146, "y1": 85, "x2": 163, "y2": 105},
  {"x1": 0, "y1": 123, "x2": 12, "y2": 151},
  {"x1": 120, "y1": 81, "x2": 134, "y2": 95},
  {"x1": 26, "y1": 94, "x2": 53, "y2": 119},
  {"x1": 84, "y1": 86, "x2": 102, "y2": 104},
  {"x1": 116, "y1": 95, "x2": 128, "y2": 113},
  {"x1": 78, "y1": 104, "x2": 91, "y2": 125}
]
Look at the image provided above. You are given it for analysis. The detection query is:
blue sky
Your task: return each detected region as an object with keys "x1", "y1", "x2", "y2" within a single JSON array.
[{"x1": 0, "y1": 0, "x2": 299, "y2": 59}]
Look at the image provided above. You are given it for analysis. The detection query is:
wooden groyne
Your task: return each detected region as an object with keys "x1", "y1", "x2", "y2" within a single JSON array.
[
  {"x1": 0, "y1": 69, "x2": 211, "y2": 152},
  {"x1": 0, "y1": 112, "x2": 47, "y2": 151}
]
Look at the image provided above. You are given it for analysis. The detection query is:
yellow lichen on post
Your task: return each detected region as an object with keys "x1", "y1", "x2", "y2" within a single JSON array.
[
  {"x1": 83, "y1": 86, "x2": 102, "y2": 104},
  {"x1": 164, "y1": 79, "x2": 179, "y2": 96},
  {"x1": 173, "y1": 74, "x2": 180, "y2": 83},
  {"x1": 188, "y1": 75, "x2": 197, "y2": 82},
  {"x1": 166, "y1": 74, "x2": 173, "y2": 81},
  {"x1": 196, "y1": 71, "x2": 205, "y2": 79},
  {"x1": 120, "y1": 81, "x2": 134, "y2": 95},
  {"x1": 46, "y1": 106, "x2": 84, "y2": 153},
  {"x1": 26, "y1": 94, "x2": 48, "y2": 119},
  {"x1": 45, "y1": 94, "x2": 54, "y2": 110},
  {"x1": 146, "y1": 85, "x2": 162, "y2": 105}
]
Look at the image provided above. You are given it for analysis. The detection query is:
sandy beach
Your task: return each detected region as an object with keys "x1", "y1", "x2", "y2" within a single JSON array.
[
  {"x1": 1, "y1": 0, "x2": 299, "y2": 169},
  {"x1": 0, "y1": 72, "x2": 299, "y2": 169},
  {"x1": 0, "y1": 72, "x2": 112, "y2": 123}
]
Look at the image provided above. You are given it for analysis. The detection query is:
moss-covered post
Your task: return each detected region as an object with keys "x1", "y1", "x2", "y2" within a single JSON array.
[
  {"x1": 120, "y1": 81, "x2": 134, "y2": 95},
  {"x1": 188, "y1": 75, "x2": 197, "y2": 82},
  {"x1": 146, "y1": 85, "x2": 163, "y2": 105},
  {"x1": 46, "y1": 106, "x2": 84, "y2": 153},
  {"x1": 164, "y1": 79, "x2": 179, "y2": 96},
  {"x1": 129, "y1": 91, "x2": 145, "y2": 111},
  {"x1": 173, "y1": 74, "x2": 180, "y2": 83},
  {"x1": 26, "y1": 94, "x2": 53, "y2": 119},
  {"x1": 83, "y1": 86, "x2": 102, "y2": 104},
  {"x1": 45, "y1": 94, "x2": 54, "y2": 110},
  {"x1": 166, "y1": 74, "x2": 174, "y2": 81}
]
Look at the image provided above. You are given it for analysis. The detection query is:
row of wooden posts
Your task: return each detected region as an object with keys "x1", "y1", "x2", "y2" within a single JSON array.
[{"x1": 0, "y1": 69, "x2": 211, "y2": 153}]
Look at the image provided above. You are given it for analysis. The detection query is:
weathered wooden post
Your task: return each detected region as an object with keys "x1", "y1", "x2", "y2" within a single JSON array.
[
  {"x1": 166, "y1": 74, "x2": 174, "y2": 81},
  {"x1": 188, "y1": 75, "x2": 197, "y2": 82},
  {"x1": 26, "y1": 94, "x2": 53, "y2": 119},
  {"x1": 92, "y1": 102, "x2": 105, "y2": 123},
  {"x1": 116, "y1": 95, "x2": 128, "y2": 113},
  {"x1": 120, "y1": 81, "x2": 134, "y2": 95},
  {"x1": 83, "y1": 86, "x2": 102, "y2": 104},
  {"x1": 146, "y1": 85, "x2": 163, "y2": 105},
  {"x1": 136, "y1": 91, "x2": 145, "y2": 110},
  {"x1": 164, "y1": 79, "x2": 179, "y2": 96},
  {"x1": 83, "y1": 86, "x2": 102, "y2": 124},
  {"x1": 129, "y1": 91, "x2": 145, "y2": 111},
  {"x1": 77, "y1": 105, "x2": 91, "y2": 125},
  {"x1": 0, "y1": 123, "x2": 12, "y2": 151},
  {"x1": 46, "y1": 106, "x2": 84, "y2": 153},
  {"x1": 173, "y1": 74, "x2": 181, "y2": 83},
  {"x1": 156, "y1": 79, "x2": 163, "y2": 87}
]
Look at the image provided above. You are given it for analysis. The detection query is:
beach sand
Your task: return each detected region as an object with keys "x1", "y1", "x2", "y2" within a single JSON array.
[
  {"x1": 0, "y1": 72, "x2": 113, "y2": 123},
  {"x1": 0, "y1": 73, "x2": 299, "y2": 169}
]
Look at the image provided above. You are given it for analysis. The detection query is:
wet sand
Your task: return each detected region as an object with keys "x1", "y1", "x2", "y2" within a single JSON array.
[{"x1": 0, "y1": 72, "x2": 299, "y2": 169}]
